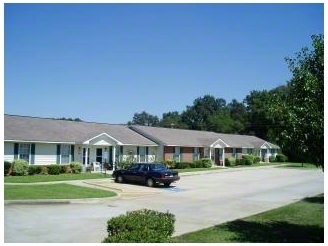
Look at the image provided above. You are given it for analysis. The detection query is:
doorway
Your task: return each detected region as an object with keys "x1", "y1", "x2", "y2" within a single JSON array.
[{"x1": 96, "y1": 148, "x2": 102, "y2": 163}]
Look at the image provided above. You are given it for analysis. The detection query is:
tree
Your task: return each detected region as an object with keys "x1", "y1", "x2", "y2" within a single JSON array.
[
  {"x1": 159, "y1": 111, "x2": 188, "y2": 129},
  {"x1": 56, "y1": 117, "x2": 83, "y2": 122},
  {"x1": 269, "y1": 34, "x2": 324, "y2": 170},
  {"x1": 181, "y1": 95, "x2": 226, "y2": 130},
  {"x1": 128, "y1": 111, "x2": 160, "y2": 126},
  {"x1": 227, "y1": 99, "x2": 247, "y2": 134},
  {"x1": 243, "y1": 90, "x2": 275, "y2": 140},
  {"x1": 207, "y1": 109, "x2": 236, "y2": 133}
]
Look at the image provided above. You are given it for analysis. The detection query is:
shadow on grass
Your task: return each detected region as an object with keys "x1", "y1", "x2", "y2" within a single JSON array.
[
  {"x1": 217, "y1": 219, "x2": 323, "y2": 243},
  {"x1": 302, "y1": 194, "x2": 324, "y2": 204}
]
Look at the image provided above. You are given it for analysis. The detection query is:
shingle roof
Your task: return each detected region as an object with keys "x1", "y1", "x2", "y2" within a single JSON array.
[
  {"x1": 129, "y1": 125, "x2": 280, "y2": 149},
  {"x1": 4, "y1": 115, "x2": 157, "y2": 146}
]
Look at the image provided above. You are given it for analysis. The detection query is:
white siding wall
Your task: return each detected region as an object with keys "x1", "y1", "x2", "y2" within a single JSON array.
[
  {"x1": 35, "y1": 143, "x2": 56, "y2": 165},
  {"x1": 4, "y1": 142, "x2": 14, "y2": 162}
]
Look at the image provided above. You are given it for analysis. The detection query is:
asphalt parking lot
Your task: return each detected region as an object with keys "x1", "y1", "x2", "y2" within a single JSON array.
[{"x1": 4, "y1": 166, "x2": 324, "y2": 243}]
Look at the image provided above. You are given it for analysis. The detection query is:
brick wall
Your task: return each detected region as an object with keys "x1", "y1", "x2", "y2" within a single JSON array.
[
  {"x1": 182, "y1": 147, "x2": 193, "y2": 162},
  {"x1": 164, "y1": 146, "x2": 174, "y2": 161}
]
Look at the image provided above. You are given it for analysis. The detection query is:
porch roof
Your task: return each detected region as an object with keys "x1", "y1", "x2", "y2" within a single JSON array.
[{"x1": 4, "y1": 115, "x2": 157, "y2": 146}]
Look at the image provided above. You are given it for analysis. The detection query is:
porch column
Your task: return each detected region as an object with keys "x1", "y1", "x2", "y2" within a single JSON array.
[
  {"x1": 209, "y1": 148, "x2": 212, "y2": 164},
  {"x1": 222, "y1": 148, "x2": 225, "y2": 167},
  {"x1": 84, "y1": 147, "x2": 88, "y2": 166},
  {"x1": 112, "y1": 146, "x2": 116, "y2": 171}
]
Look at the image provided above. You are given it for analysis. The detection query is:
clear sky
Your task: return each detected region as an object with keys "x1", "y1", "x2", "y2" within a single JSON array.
[{"x1": 4, "y1": 3, "x2": 324, "y2": 124}]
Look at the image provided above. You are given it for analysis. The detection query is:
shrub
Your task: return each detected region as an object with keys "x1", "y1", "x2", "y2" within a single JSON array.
[
  {"x1": 189, "y1": 162, "x2": 198, "y2": 168},
  {"x1": 242, "y1": 155, "x2": 254, "y2": 165},
  {"x1": 254, "y1": 156, "x2": 261, "y2": 164},
  {"x1": 236, "y1": 158, "x2": 245, "y2": 165},
  {"x1": 199, "y1": 158, "x2": 212, "y2": 168},
  {"x1": 61, "y1": 165, "x2": 72, "y2": 174},
  {"x1": 102, "y1": 209, "x2": 175, "y2": 243},
  {"x1": 117, "y1": 162, "x2": 132, "y2": 170},
  {"x1": 174, "y1": 162, "x2": 191, "y2": 169},
  {"x1": 225, "y1": 157, "x2": 236, "y2": 166},
  {"x1": 194, "y1": 160, "x2": 203, "y2": 168},
  {"x1": 276, "y1": 154, "x2": 288, "y2": 162},
  {"x1": 70, "y1": 162, "x2": 82, "y2": 173},
  {"x1": 4, "y1": 161, "x2": 11, "y2": 176},
  {"x1": 11, "y1": 159, "x2": 29, "y2": 176},
  {"x1": 269, "y1": 156, "x2": 276, "y2": 162},
  {"x1": 28, "y1": 165, "x2": 42, "y2": 175},
  {"x1": 164, "y1": 160, "x2": 175, "y2": 169},
  {"x1": 40, "y1": 166, "x2": 48, "y2": 175},
  {"x1": 47, "y1": 164, "x2": 62, "y2": 175}
]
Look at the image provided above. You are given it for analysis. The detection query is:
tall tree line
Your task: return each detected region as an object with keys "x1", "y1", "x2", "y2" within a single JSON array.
[{"x1": 128, "y1": 34, "x2": 323, "y2": 169}]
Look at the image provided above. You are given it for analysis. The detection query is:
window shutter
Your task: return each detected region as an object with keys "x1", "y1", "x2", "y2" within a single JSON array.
[
  {"x1": 14, "y1": 143, "x2": 19, "y2": 159},
  {"x1": 137, "y1": 146, "x2": 139, "y2": 155},
  {"x1": 146, "y1": 147, "x2": 149, "y2": 155},
  {"x1": 30, "y1": 144, "x2": 35, "y2": 164},
  {"x1": 71, "y1": 145, "x2": 74, "y2": 162},
  {"x1": 56, "y1": 145, "x2": 61, "y2": 164}
]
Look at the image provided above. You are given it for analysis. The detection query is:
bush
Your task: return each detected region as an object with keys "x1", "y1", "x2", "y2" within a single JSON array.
[
  {"x1": 276, "y1": 154, "x2": 288, "y2": 162},
  {"x1": 199, "y1": 158, "x2": 212, "y2": 168},
  {"x1": 102, "y1": 209, "x2": 175, "y2": 243},
  {"x1": 61, "y1": 165, "x2": 72, "y2": 174},
  {"x1": 28, "y1": 165, "x2": 42, "y2": 175},
  {"x1": 11, "y1": 159, "x2": 29, "y2": 176},
  {"x1": 70, "y1": 162, "x2": 82, "y2": 173},
  {"x1": 242, "y1": 155, "x2": 254, "y2": 165},
  {"x1": 194, "y1": 160, "x2": 203, "y2": 168},
  {"x1": 47, "y1": 164, "x2": 62, "y2": 175},
  {"x1": 236, "y1": 158, "x2": 245, "y2": 165},
  {"x1": 4, "y1": 161, "x2": 11, "y2": 176},
  {"x1": 189, "y1": 162, "x2": 198, "y2": 168},
  {"x1": 254, "y1": 156, "x2": 261, "y2": 164},
  {"x1": 269, "y1": 156, "x2": 276, "y2": 162},
  {"x1": 40, "y1": 166, "x2": 48, "y2": 175},
  {"x1": 164, "y1": 160, "x2": 175, "y2": 169},
  {"x1": 117, "y1": 162, "x2": 132, "y2": 170},
  {"x1": 174, "y1": 162, "x2": 191, "y2": 169},
  {"x1": 225, "y1": 157, "x2": 236, "y2": 166}
]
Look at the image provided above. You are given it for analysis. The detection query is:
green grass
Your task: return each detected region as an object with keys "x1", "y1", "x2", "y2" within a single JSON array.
[
  {"x1": 4, "y1": 173, "x2": 111, "y2": 183},
  {"x1": 172, "y1": 194, "x2": 324, "y2": 243},
  {"x1": 173, "y1": 167, "x2": 223, "y2": 173},
  {"x1": 4, "y1": 183, "x2": 117, "y2": 200},
  {"x1": 277, "y1": 162, "x2": 320, "y2": 169}
]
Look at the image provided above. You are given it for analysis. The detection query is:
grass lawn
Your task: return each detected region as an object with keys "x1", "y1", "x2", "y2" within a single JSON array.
[
  {"x1": 172, "y1": 194, "x2": 324, "y2": 243},
  {"x1": 4, "y1": 172, "x2": 112, "y2": 183},
  {"x1": 4, "y1": 183, "x2": 117, "y2": 200},
  {"x1": 277, "y1": 162, "x2": 320, "y2": 169}
]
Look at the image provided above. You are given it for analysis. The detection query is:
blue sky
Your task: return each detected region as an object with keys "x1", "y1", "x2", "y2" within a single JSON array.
[{"x1": 4, "y1": 3, "x2": 324, "y2": 124}]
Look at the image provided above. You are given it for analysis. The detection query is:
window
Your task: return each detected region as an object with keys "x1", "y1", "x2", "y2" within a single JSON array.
[
  {"x1": 19, "y1": 144, "x2": 30, "y2": 163},
  {"x1": 204, "y1": 147, "x2": 210, "y2": 158},
  {"x1": 61, "y1": 145, "x2": 70, "y2": 164},
  {"x1": 139, "y1": 147, "x2": 146, "y2": 162},
  {"x1": 173, "y1": 147, "x2": 180, "y2": 162},
  {"x1": 193, "y1": 147, "x2": 199, "y2": 161}
]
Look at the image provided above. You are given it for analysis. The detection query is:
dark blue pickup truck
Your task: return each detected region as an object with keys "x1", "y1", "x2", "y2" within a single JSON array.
[{"x1": 112, "y1": 162, "x2": 180, "y2": 187}]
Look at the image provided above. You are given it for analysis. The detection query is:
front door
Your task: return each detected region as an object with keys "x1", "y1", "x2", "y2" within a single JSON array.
[{"x1": 96, "y1": 148, "x2": 102, "y2": 163}]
